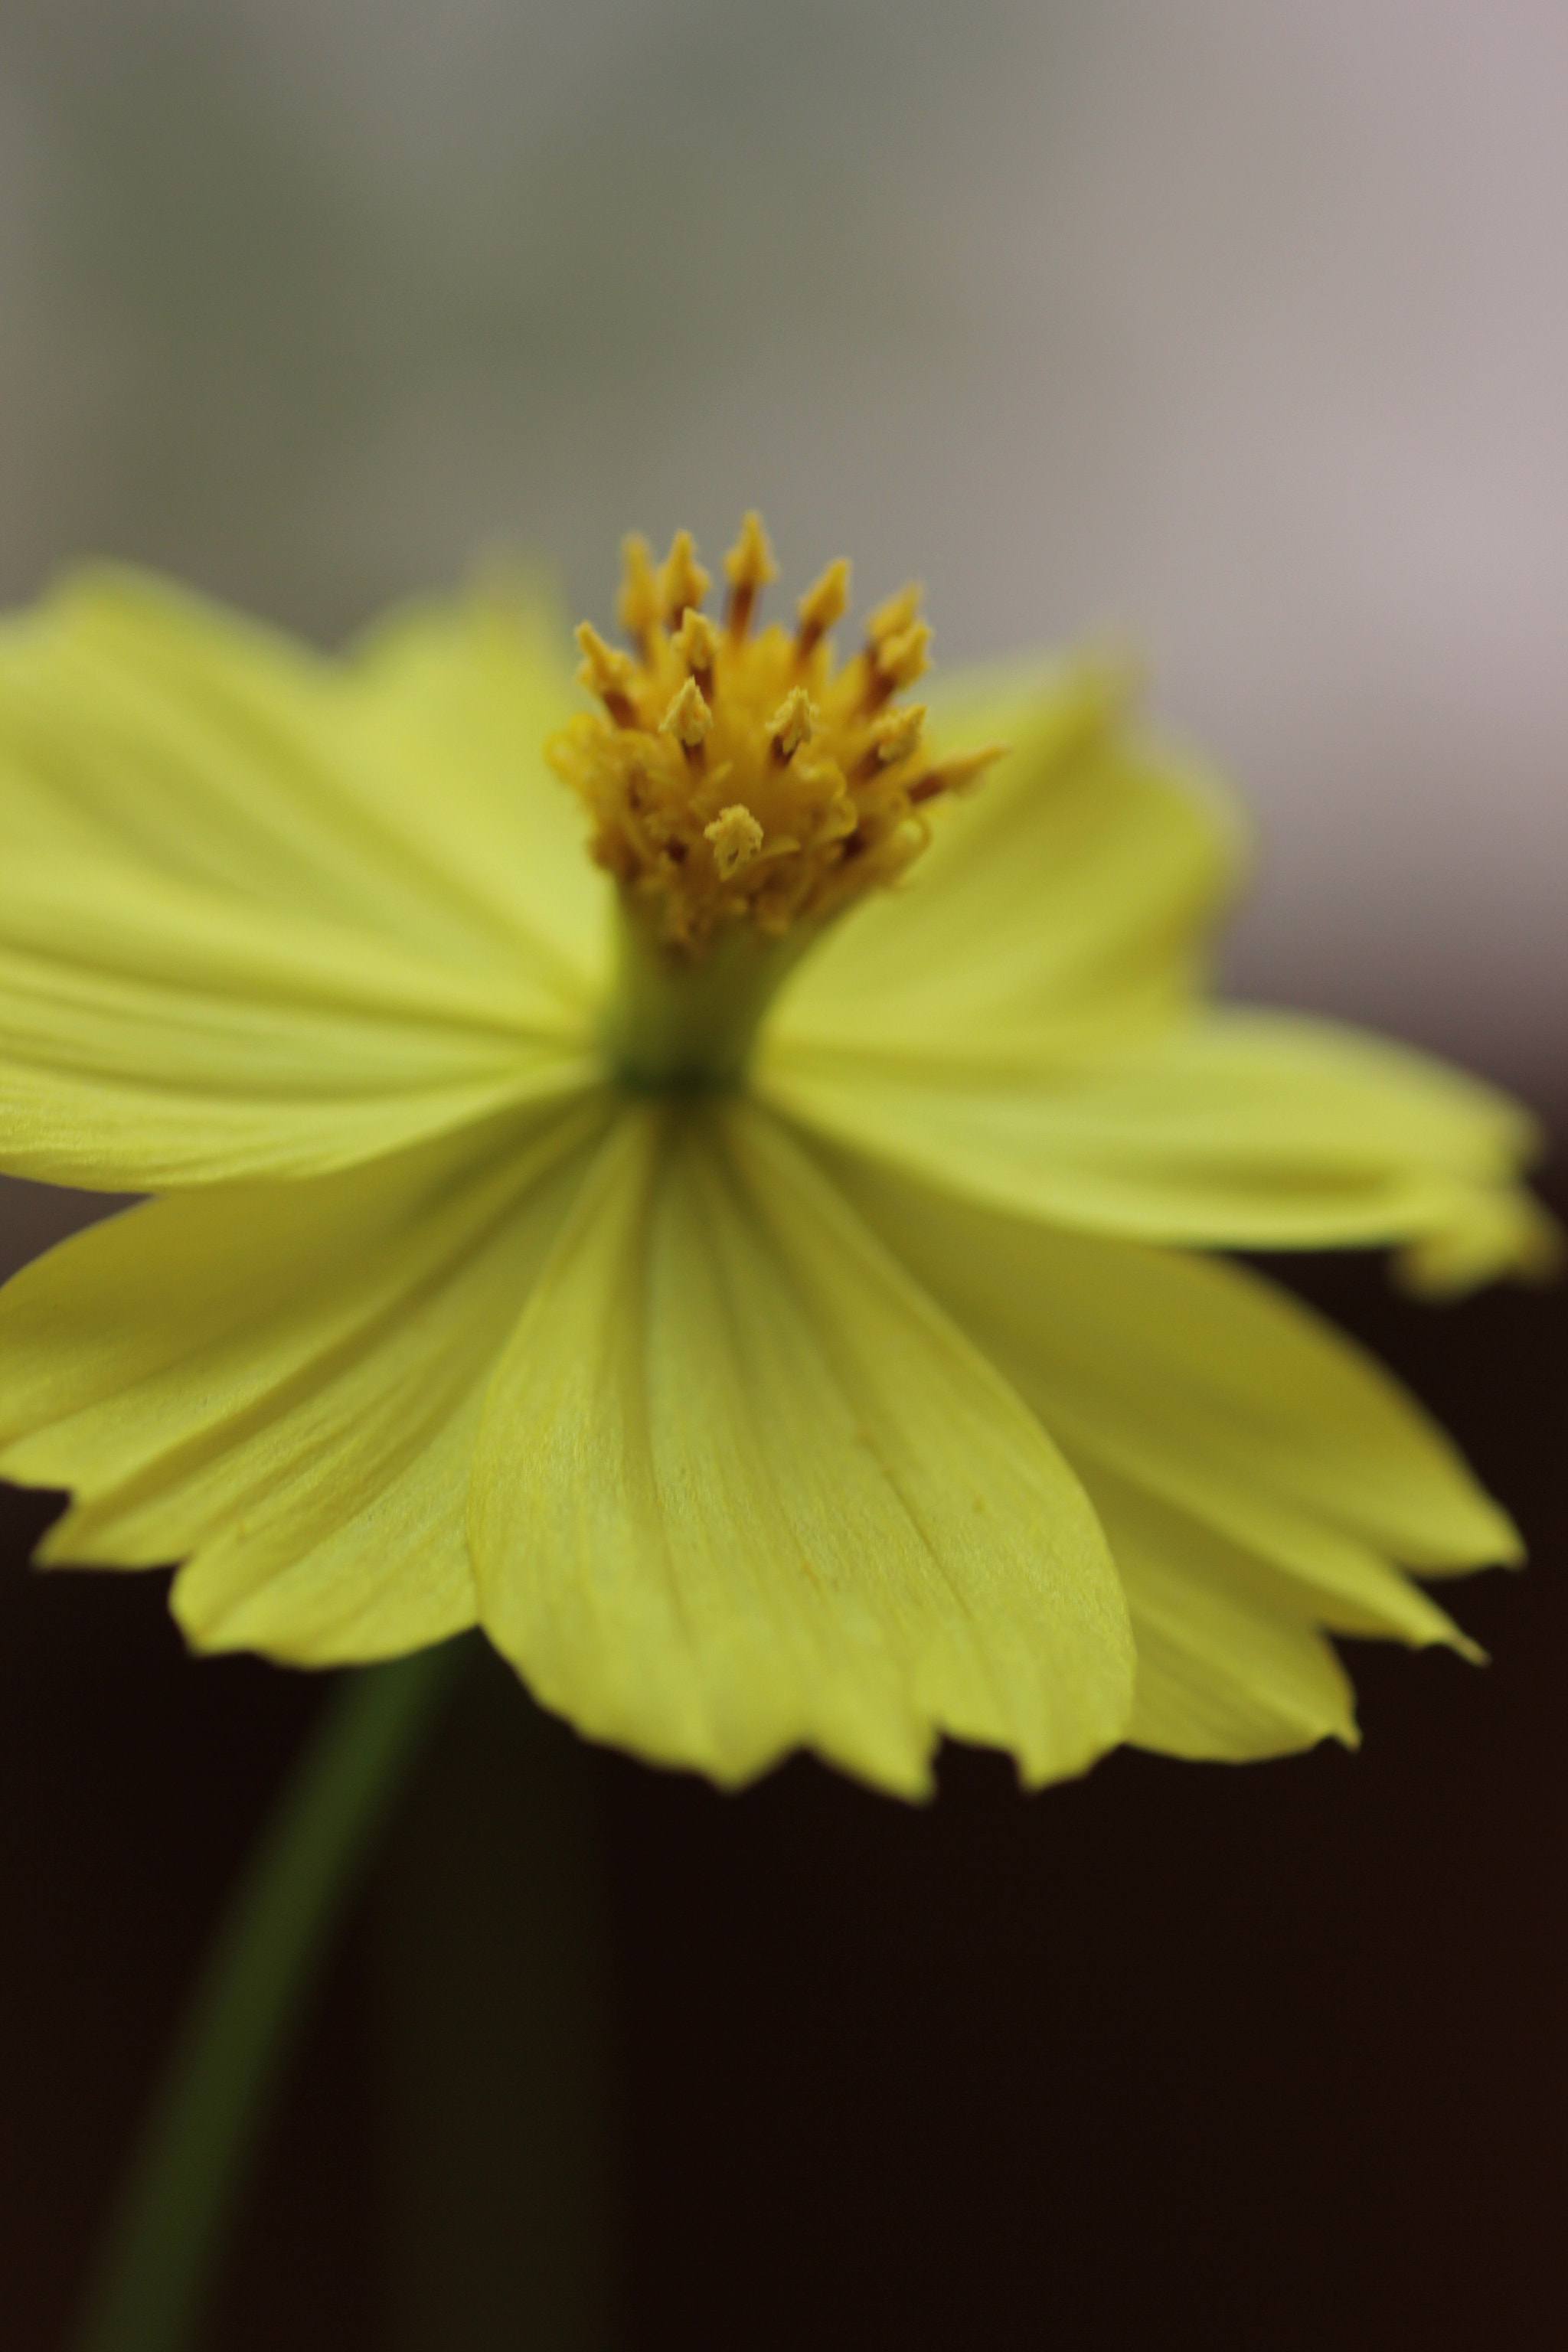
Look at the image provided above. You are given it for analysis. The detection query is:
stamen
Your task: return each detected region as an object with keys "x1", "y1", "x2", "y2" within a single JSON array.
[
  {"x1": 795, "y1": 559, "x2": 850, "y2": 665},
  {"x1": 704, "y1": 803, "x2": 765, "y2": 879},
  {"x1": 575, "y1": 621, "x2": 639, "y2": 727},
  {"x1": 854, "y1": 703, "x2": 926, "y2": 782},
  {"x1": 662, "y1": 676, "x2": 714, "y2": 762},
  {"x1": 618, "y1": 534, "x2": 664, "y2": 658},
  {"x1": 864, "y1": 621, "x2": 933, "y2": 710},
  {"x1": 674, "y1": 607, "x2": 721, "y2": 697},
  {"x1": 906, "y1": 743, "x2": 1009, "y2": 804},
  {"x1": 865, "y1": 583, "x2": 923, "y2": 645},
  {"x1": 659, "y1": 531, "x2": 711, "y2": 629},
  {"x1": 724, "y1": 511, "x2": 778, "y2": 640},
  {"x1": 767, "y1": 686, "x2": 816, "y2": 763}
]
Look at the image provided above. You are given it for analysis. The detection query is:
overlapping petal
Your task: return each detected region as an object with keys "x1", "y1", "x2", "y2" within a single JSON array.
[
  {"x1": 816, "y1": 1145, "x2": 1517, "y2": 1757},
  {"x1": 0, "y1": 1097, "x2": 610, "y2": 1662},
  {"x1": 341, "y1": 584, "x2": 610, "y2": 995},
  {"x1": 760, "y1": 1007, "x2": 1540, "y2": 1257},
  {"x1": 1086, "y1": 1467, "x2": 1361, "y2": 1761},
  {"x1": 1396, "y1": 1180, "x2": 1563, "y2": 1298},
  {"x1": 1, "y1": 855, "x2": 602, "y2": 1187},
  {"x1": 0, "y1": 570, "x2": 609, "y2": 1187},
  {"x1": 2, "y1": 567, "x2": 604, "y2": 977},
  {"x1": 770, "y1": 658, "x2": 1243, "y2": 1065},
  {"x1": 470, "y1": 1098, "x2": 1134, "y2": 1795}
]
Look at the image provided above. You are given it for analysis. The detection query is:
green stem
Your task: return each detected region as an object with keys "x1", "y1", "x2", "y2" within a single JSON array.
[
  {"x1": 70, "y1": 1642, "x2": 464, "y2": 2352},
  {"x1": 605, "y1": 899, "x2": 815, "y2": 1087},
  {"x1": 370, "y1": 1645, "x2": 619, "y2": 2350}
]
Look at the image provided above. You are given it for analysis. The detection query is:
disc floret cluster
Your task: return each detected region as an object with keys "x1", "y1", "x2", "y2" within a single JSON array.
[{"x1": 546, "y1": 513, "x2": 1003, "y2": 956}]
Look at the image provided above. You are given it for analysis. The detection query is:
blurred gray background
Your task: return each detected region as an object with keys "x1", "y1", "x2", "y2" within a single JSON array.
[{"x1": 3, "y1": 0, "x2": 1566, "y2": 1273}]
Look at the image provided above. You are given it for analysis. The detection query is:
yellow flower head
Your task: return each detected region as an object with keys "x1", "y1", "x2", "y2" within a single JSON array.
[{"x1": 0, "y1": 518, "x2": 1557, "y2": 1796}]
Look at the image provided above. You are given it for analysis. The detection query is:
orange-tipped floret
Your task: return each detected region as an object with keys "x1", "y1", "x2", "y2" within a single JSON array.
[
  {"x1": 617, "y1": 534, "x2": 664, "y2": 655},
  {"x1": 547, "y1": 515, "x2": 1003, "y2": 953},
  {"x1": 795, "y1": 558, "x2": 851, "y2": 665},
  {"x1": 658, "y1": 530, "x2": 711, "y2": 629},
  {"x1": 767, "y1": 686, "x2": 816, "y2": 763},
  {"x1": 673, "y1": 606, "x2": 721, "y2": 696},
  {"x1": 661, "y1": 676, "x2": 714, "y2": 758},
  {"x1": 574, "y1": 622, "x2": 639, "y2": 728},
  {"x1": 724, "y1": 511, "x2": 778, "y2": 640}
]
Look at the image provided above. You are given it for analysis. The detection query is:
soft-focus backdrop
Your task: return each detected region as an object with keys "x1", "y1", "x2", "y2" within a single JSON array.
[
  {"x1": 2, "y1": 7, "x2": 1566, "y2": 2349},
  {"x1": 2, "y1": 0, "x2": 1566, "y2": 1112}
]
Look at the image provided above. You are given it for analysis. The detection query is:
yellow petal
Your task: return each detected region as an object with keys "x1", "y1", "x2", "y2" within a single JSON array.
[
  {"x1": 1089, "y1": 1465, "x2": 1360, "y2": 1762},
  {"x1": 344, "y1": 579, "x2": 611, "y2": 998},
  {"x1": 819, "y1": 1145, "x2": 1514, "y2": 1645},
  {"x1": 0, "y1": 853, "x2": 600, "y2": 1188},
  {"x1": 760, "y1": 1008, "x2": 1540, "y2": 1256},
  {"x1": 0, "y1": 569, "x2": 612, "y2": 1187},
  {"x1": 469, "y1": 1097, "x2": 1132, "y2": 1795},
  {"x1": 771, "y1": 657, "x2": 1243, "y2": 1064},
  {"x1": 1396, "y1": 1183, "x2": 1565, "y2": 1298},
  {"x1": 2, "y1": 568, "x2": 595, "y2": 985},
  {"x1": 0, "y1": 1097, "x2": 609, "y2": 1663}
]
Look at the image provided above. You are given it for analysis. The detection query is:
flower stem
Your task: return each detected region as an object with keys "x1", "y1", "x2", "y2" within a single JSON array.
[
  {"x1": 70, "y1": 1642, "x2": 464, "y2": 2352},
  {"x1": 369, "y1": 1644, "x2": 619, "y2": 2348},
  {"x1": 605, "y1": 900, "x2": 815, "y2": 1087}
]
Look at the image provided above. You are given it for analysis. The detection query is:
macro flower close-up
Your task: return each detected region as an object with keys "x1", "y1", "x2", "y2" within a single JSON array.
[{"x1": 0, "y1": 514, "x2": 1551, "y2": 1798}]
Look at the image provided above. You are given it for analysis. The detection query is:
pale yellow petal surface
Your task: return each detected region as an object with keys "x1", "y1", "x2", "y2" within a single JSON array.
[
  {"x1": 0, "y1": 1098, "x2": 609, "y2": 1662},
  {"x1": 2, "y1": 567, "x2": 597, "y2": 995},
  {"x1": 0, "y1": 854, "x2": 599, "y2": 1187},
  {"x1": 470, "y1": 1098, "x2": 1133, "y2": 1795},
  {"x1": 771, "y1": 658, "x2": 1243, "y2": 1065},
  {"x1": 821, "y1": 1147, "x2": 1513, "y2": 1659},
  {"x1": 344, "y1": 583, "x2": 610, "y2": 998},
  {"x1": 1087, "y1": 1466, "x2": 1361, "y2": 1762},
  {"x1": 760, "y1": 1008, "x2": 1539, "y2": 1255},
  {"x1": 0, "y1": 573, "x2": 606, "y2": 1185},
  {"x1": 1396, "y1": 1183, "x2": 1566, "y2": 1298}
]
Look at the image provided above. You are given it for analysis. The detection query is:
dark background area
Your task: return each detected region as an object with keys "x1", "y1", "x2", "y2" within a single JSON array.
[{"x1": 3, "y1": 1176, "x2": 1563, "y2": 2352}]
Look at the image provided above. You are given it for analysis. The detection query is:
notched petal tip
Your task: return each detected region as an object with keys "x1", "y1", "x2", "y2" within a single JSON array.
[
  {"x1": 470, "y1": 1099, "x2": 1133, "y2": 1796},
  {"x1": 1393, "y1": 1188, "x2": 1566, "y2": 1302}
]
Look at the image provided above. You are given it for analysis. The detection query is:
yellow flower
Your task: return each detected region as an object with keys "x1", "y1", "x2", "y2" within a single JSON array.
[{"x1": 0, "y1": 518, "x2": 1554, "y2": 1796}]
